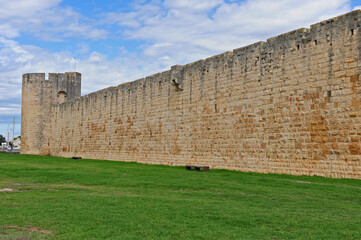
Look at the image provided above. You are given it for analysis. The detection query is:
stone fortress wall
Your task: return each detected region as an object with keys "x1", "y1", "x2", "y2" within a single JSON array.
[{"x1": 22, "y1": 11, "x2": 361, "y2": 179}]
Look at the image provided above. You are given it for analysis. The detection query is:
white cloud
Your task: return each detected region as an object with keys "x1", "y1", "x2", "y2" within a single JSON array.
[
  {"x1": 163, "y1": 0, "x2": 223, "y2": 12},
  {"x1": 111, "y1": 0, "x2": 351, "y2": 63},
  {"x1": 105, "y1": 3, "x2": 163, "y2": 28},
  {"x1": 0, "y1": 24, "x2": 20, "y2": 38},
  {"x1": 76, "y1": 43, "x2": 90, "y2": 55},
  {"x1": 0, "y1": 106, "x2": 21, "y2": 115},
  {"x1": 88, "y1": 52, "x2": 107, "y2": 63},
  {"x1": 0, "y1": 0, "x2": 61, "y2": 18},
  {"x1": 0, "y1": 0, "x2": 107, "y2": 41}
]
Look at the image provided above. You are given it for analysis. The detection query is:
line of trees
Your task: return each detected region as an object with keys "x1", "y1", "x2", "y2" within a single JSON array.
[{"x1": 0, "y1": 134, "x2": 5, "y2": 144}]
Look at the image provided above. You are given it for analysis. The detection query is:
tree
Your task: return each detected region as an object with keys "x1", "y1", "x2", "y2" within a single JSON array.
[{"x1": 0, "y1": 135, "x2": 5, "y2": 144}]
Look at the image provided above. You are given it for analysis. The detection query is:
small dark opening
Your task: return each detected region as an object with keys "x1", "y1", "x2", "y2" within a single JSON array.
[
  {"x1": 314, "y1": 40, "x2": 318, "y2": 45},
  {"x1": 327, "y1": 90, "x2": 332, "y2": 102},
  {"x1": 351, "y1": 29, "x2": 354, "y2": 35},
  {"x1": 297, "y1": 45, "x2": 300, "y2": 50},
  {"x1": 255, "y1": 57, "x2": 259, "y2": 66}
]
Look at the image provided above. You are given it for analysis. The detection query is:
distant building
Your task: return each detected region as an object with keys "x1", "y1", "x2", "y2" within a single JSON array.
[{"x1": 12, "y1": 138, "x2": 21, "y2": 149}]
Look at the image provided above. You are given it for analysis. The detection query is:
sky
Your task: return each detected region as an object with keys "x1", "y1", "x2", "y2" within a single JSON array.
[{"x1": 1, "y1": 0, "x2": 361, "y2": 140}]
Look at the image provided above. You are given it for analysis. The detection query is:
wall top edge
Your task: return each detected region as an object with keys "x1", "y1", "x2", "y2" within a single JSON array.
[
  {"x1": 28, "y1": 10, "x2": 361, "y2": 105},
  {"x1": 23, "y1": 72, "x2": 81, "y2": 82},
  {"x1": 23, "y1": 73, "x2": 45, "y2": 76},
  {"x1": 310, "y1": 9, "x2": 360, "y2": 28},
  {"x1": 266, "y1": 28, "x2": 310, "y2": 42},
  {"x1": 23, "y1": 72, "x2": 80, "y2": 75}
]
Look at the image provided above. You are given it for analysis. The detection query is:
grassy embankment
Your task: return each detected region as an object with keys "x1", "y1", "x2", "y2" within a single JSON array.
[{"x1": 0, "y1": 153, "x2": 360, "y2": 239}]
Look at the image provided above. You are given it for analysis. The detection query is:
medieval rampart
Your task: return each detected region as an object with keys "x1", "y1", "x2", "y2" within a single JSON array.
[{"x1": 22, "y1": 11, "x2": 361, "y2": 178}]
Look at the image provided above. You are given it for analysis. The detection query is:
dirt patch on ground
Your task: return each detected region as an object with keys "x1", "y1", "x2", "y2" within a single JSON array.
[
  {"x1": 0, "y1": 183, "x2": 39, "y2": 193},
  {"x1": 23, "y1": 227, "x2": 53, "y2": 235},
  {"x1": 279, "y1": 179, "x2": 361, "y2": 189},
  {"x1": 0, "y1": 188, "x2": 14, "y2": 192},
  {"x1": 16, "y1": 237, "x2": 32, "y2": 240},
  {"x1": 3, "y1": 225, "x2": 53, "y2": 235},
  {"x1": 10, "y1": 183, "x2": 23, "y2": 186}
]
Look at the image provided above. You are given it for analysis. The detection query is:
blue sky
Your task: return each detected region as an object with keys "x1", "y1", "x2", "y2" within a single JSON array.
[{"x1": 1, "y1": 0, "x2": 361, "y2": 140}]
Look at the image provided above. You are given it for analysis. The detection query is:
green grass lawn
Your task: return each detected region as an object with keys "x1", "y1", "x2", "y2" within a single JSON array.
[{"x1": 0, "y1": 153, "x2": 360, "y2": 240}]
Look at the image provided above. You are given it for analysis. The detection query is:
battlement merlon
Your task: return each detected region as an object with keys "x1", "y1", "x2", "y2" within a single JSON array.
[
  {"x1": 22, "y1": 72, "x2": 81, "y2": 105},
  {"x1": 49, "y1": 72, "x2": 81, "y2": 105},
  {"x1": 22, "y1": 73, "x2": 47, "y2": 85}
]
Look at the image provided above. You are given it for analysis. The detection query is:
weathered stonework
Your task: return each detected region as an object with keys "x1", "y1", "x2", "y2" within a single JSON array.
[
  {"x1": 21, "y1": 72, "x2": 81, "y2": 155},
  {"x1": 22, "y1": 11, "x2": 361, "y2": 179}
]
